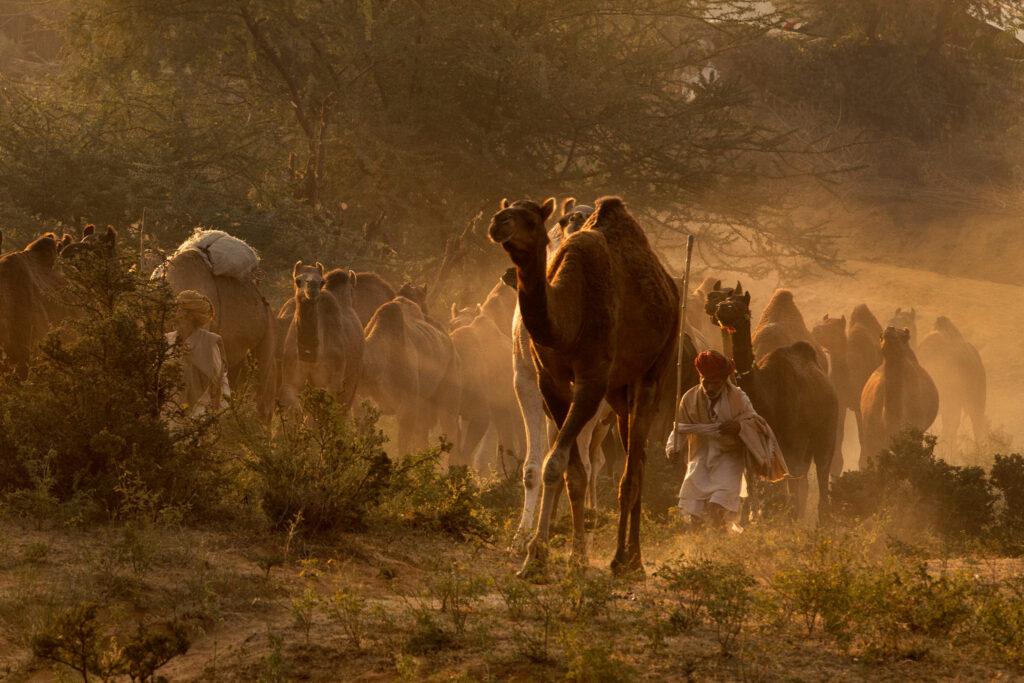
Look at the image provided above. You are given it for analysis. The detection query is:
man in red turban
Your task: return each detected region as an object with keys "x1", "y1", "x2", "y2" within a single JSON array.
[{"x1": 665, "y1": 350, "x2": 752, "y2": 532}]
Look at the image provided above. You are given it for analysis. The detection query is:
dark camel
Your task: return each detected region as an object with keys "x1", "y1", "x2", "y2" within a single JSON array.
[
  {"x1": 859, "y1": 327, "x2": 939, "y2": 467},
  {"x1": 277, "y1": 262, "x2": 364, "y2": 412},
  {"x1": 888, "y1": 308, "x2": 917, "y2": 349},
  {"x1": 714, "y1": 290, "x2": 838, "y2": 521},
  {"x1": 489, "y1": 196, "x2": 678, "y2": 576},
  {"x1": 811, "y1": 314, "x2": 853, "y2": 479},
  {"x1": 916, "y1": 316, "x2": 986, "y2": 448},
  {"x1": 753, "y1": 289, "x2": 827, "y2": 368}
]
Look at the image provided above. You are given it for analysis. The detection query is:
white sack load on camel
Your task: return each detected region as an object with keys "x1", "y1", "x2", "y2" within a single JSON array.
[{"x1": 165, "y1": 229, "x2": 261, "y2": 281}]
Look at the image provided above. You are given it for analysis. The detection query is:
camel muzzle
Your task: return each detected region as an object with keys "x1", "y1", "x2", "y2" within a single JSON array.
[{"x1": 488, "y1": 219, "x2": 515, "y2": 245}]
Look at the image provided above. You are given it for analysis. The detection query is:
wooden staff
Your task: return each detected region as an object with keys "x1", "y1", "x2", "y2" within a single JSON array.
[{"x1": 673, "y1": 234, "x2": 695, "y2": 439}]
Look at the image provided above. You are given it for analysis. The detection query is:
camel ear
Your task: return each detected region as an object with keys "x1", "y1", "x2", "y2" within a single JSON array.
[
  {"x1": 561, "y1": 197, "x2": 576, "y2": 216},
  {"x1": 348, "y1": 269, "x2": 356, "y2": 281},
  {"x1": 841, "y1": 315, "x2": 846, "y2": 325},
  {"x1": 83, "y1": 224, "x2": 95, "y2": 238},
  {"x1": 910, "y1": 308, "x2": 916, "y2": 318},
  {"x1": 292, "y1": 260, "x2": 302, "y2": 278},
  {"x1": 315, "y1": 262, "x2": 324, "y2": 275},
  {"x1": 901, "y1": 327, "x2": 911, "y2": 340},
  {"x1": 822, "y1": 314, "x2": 828, "y2": 321},
  {"x1": 501, "y1": 266, "x2": 517, "y2": 289},
  {"x1": 500, "y1": 198, "x2": 510, "y2": 210},
  {"x1": 743, "y1": 292, "x2": 751, "y2": 305},
  {"x1": 713, "y1": 280, "x2": 721, "y2": 291},
  {"x1": 450, "y1": 302, "x2": 458, "y2": 319},
  {"x1": 735, "y1": 282, "x2": 744, "y2": 296},
  {"x1": 475, "y1": 303, "x2": 482, "y2": 315},
  {"x1": 540, "y1": 197, "x2": 556, "y2": 220}
]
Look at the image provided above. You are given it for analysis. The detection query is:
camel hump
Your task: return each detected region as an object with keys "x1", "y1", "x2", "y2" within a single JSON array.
[
  {"x1": 591, "y1": 196, "x2": 627, "y2": 222},
  {"x1": 365, "y1": 299, "x2": 406, "y2": 335},
  {"x1": 788, "y1": 341, "x2": 821, "y2": 366},
  {"x1": 26, "y1": 233, "x2": 59, "y2": 267},
  {"x1": 933, "y1": 315, "x2": 962, "y2": 338},
  {"x1": 323, "y1": 268, "x2": 353, "y2": 292}
]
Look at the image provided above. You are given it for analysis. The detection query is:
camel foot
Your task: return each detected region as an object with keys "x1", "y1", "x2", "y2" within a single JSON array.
[
  {"x1": 517, "y1": 541, "x2": 550, "y2": 581},
  {"x1": 609, "y1": 552, "x2": 644, "y2": 578},
  {"x1": 509, "y1": 530, "x2": 531, "y2": 555},
  {"x1": 569, "y1": 546, "x2": 589, "y2": 571}
]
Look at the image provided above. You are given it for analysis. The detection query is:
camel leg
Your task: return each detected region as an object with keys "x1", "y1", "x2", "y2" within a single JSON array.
[
  {"x1": 255, "y1": 315, "x2": 279, "y2": 423},
  {"x1": 830, "y1": 408, "x2": 845, "y2": 482},
  {"x1": 576, "y1": 418, "x2": 596, "y2": 509},
  {"x1": 512, "y1": 350, "x2": 550, "y2": 547},
  {"x1": 853, "y1": 409, "x2": 864, "y2": 470},
  {"x1": 968, "y1": 407, "x2": 987, "y2": 445},
  {"x1": 460, "y1": 415, "x2": 489, "y2": 472},
  {"x1": 941, "y1": 407, "x2": 961, "y2": 456},
  {"x1": 519, "y1": 372, "x2": 606, "y2": 578},
  {"x1": 587, "y1": 418, "x2": 610, "y2": 509}
]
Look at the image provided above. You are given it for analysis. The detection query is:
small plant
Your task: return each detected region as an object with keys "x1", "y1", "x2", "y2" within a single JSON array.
[
  {"x1": 21, "y1": 541, "x2": 51, "y2": 564},
  {"x1": 323, "y1": 587, "x2": 368, "y2": 650},
  {"x1": 561, "y1": 567, "x2": 614, "y2": 622},
  {"x1": 429, "y1": 561, "x2": 489, "y2": 637},
  {"x1": 562, "y1": 629, "x2": 637, "y2": 683},
  {"x1": 255, "y1": 632, "x2": 289, "y2": 683},
  {"x1": 404, "y1": 608, "x2": 453, "y2": 655},
  {"x1": 290, "y1": 588, "x2": 319, "y2": 645},
  {"x1": 659, "y1": 557, "x2": 755, "y2": 655},
  {"x1": 979, "y1": 578, "x2": 1024, "y2": 665}
]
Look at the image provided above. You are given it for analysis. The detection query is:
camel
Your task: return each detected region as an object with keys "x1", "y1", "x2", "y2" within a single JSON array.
[
  {"x1": 490, "y1": 195, "x2": 679, "y2": 576},
  {"x1": 714, "y1": 290, "x2": 838, "y2": 521},
  {"x1": 361, "y1": 296, "x2": 462, "y2": 459},
  {"x1": 692, "y1": 277, "x2": 730, "y2": 354},
  {"x1": 752, "y1": 289, "x2": 827, "y2": 368},
  {"x1": 888, "y1": 308, "x2": 917, "y2": 348},
  {"x1": 916, "y1": 316, "x2": 986, "y2": 448},
  {"x1": 449, "y1": 290, "x2": 522, "y2": 474},
  {"x1": 507, "y1": 199, "x2": 613, "y2": 548},
  {"x1": 59, "y1": 224, "x2": 117, "y2": 259},
  {"x1": 157, "y1": 243, "x2": 277, "y2": 420},
  {"x1": 277, "y1": 262, "x2": 364, "y2": 411},
  {"x1": 811, "y1": 314, "x2": 858, "y2": 480},
  {"x1": 859, "y1": 327, "x2": 939, "y2": 467},
  {"x1": 830, "y1": 304, "x2": 885, "y2": 469},
  {"x1": 351, "y1": 272, "x2": 397, "y2": 326},
  {"x1": 0, "y1": 233, "x2": 63, "y2": 372}
]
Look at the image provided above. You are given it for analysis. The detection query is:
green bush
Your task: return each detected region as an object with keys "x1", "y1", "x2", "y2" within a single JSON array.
[
  {"x1": 0, "y1": 249, "x2": 220, "y2": 517},
  {"x1": 831, "y1": 429, "x2": 995, "y2": 540},
  {"x1": 246, "y1": 392, "x2": 391, "y2": 532},
  {"x1": 658, "y1": 557, "x2": 756, "y2": 655}
]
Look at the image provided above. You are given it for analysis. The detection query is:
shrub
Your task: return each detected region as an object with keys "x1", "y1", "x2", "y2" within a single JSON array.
[
  {"x1": 0, "y1": 249, "x2": 220, "y2": 515},
  {"x1": 658, "y1": 557, "x2": 756, "y2": 654},
  {"x1": 831, "y1": 429, "x2": 995, "y2": 540},
  {"x1": 247, "y1": 392, "x2": 391, "y2": 532},
  {"x1": 428, "y1": 561, "x2": 489, "y2": 637},
  {"x1": 979, "y1": 578, "x2": 1024, "y2": 665}
]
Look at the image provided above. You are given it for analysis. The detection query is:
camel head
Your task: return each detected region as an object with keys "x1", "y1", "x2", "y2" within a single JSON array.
[
  {"x1": 704, "y1": 280, "x2": 741, "y2": 320},
  {"x1": 880, "y1": 326, "x2": 911, "y2": 357},
  {"x1": 888, "y1": 307, "x2": 917, "y2": 345},
  {"x1": 713, "y1": 288, "x2": 752, "y2": 334},
  {"x1": 555, "y1": 197, "x2": 595, "y2": 238},
  {"x1": 292, "y1": 260, "x2": 325, "y2": 302},
  {"x1": 398, "y1": 282, "x2": 429, "y2": 316},
  {"x1": 811, "y1": 314, "x2": 847, "y2": 352},
  {"x1": 487, "y1": 197, "x2": 557, "y2": 261}
]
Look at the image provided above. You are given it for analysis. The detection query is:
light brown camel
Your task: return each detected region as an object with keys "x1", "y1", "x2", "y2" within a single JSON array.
[
  {"x1": 361, "y1": 296, "x2": 462, "y2": 459},
  {"x1": 158, "y1": 245, "x2": 277, "y2": 420},
  {"x1": 449, "y1": 286, "x2": 522, "y2": 474},
  {"x1": 811, "y1": 314, "x2": 853, "y2": 480},
  {"x1": 277, "y1": 262, "x2": 364, "y2": 411},
  {"x1": 842, "y1": 304, "x2": 885, "y2": 466},
  {"x1": 489, "y1": 195, "x2": 678, "y2": 576},
  {"x1": 859, "y1": 326, "x2": 939, "y2": 467},
  {"x1": 0, "y1": 233, "x2": 63, "y2": 372},
  {"x1": 917, "y1": 316, "x2": 986, "y2": 448},
  {"x1": 752, "y1": 289, "x2": 827, "y2": 368},
  {"x1": 714, "y1": 291, "x2": 838, "y2": 521}
]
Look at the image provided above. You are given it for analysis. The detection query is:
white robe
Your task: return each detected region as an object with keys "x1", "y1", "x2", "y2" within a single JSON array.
[{"x1": 674, "y1": 386, "x2": 754, "y2": 519}]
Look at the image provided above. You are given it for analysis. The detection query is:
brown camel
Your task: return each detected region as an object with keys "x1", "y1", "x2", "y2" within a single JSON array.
[
  {"x1": 361, "y1": 296, "x2": 462, "y2": 459},
  {"x1": 158, "y1": 243, "x2": 277, "y2": 420},
  {"x1": 449, "y1": 287, "x2": 522, "y2": 474},
  {"x1": 714, "y1": 291, "x2": 838, "y2": 521},
  {"x1": 0, "y1": 233, "x2": 63, "y2": 372},
  {"x1": 859, "y1": 327, "x2": 939, "y2": 467},
  {"x1": 699, "y1": 279, "x2": 739, "y2": 356},
  {"x1": 917, "y1": 316, "x2": 986, "y2": 448},
  {"x1": 277, "y1": 262, "x2": 364, "y2": 411},
  {"x1": 888, "y1": 308, "x2": 917, "y2": 348},
  {"x1": 841, "y1": 304, "x2": 885, "y2": 465},
  {"x1": 811, "y1": 314, "x2": 853, "y2": 479},
  {"x1": 489, "y1": 195, "x2": 678, "y2": 576},
  {"x1": 351, "y1": 272, "x2": 397, "y2": 327},
  {"x1": 59, "y1": 224, "x2": 118, "y2": 259}
]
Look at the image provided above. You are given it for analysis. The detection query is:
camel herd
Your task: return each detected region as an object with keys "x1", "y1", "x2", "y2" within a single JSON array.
[{"x1": 0, "y1": 199, "x2": 988, "y2": 574}]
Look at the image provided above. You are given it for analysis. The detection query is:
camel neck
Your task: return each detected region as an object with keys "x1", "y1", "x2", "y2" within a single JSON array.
[
  {"x1": 883, "y1": 348, "x2": 906, "y2": 424},
  {"x1": 295, "y1": 296, "x2": 319, "y2": 362},
  {"x1": 730, "y1": 315, "x2": 756, "y2": 381},
  {"x1": 514, "y1": 242, "x2": 564, "y2": 348}
]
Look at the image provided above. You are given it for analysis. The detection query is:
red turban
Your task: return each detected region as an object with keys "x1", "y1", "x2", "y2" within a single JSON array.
[{"x1": 694, "y1": 350, "x2": 735, "y2": 380}]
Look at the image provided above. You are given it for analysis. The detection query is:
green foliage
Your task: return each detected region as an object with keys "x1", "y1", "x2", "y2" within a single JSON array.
[
  {"x1": 32, "y1": 602, "x2": 189, "y2": 683},
  {"x1": 390, "y1": 451, "x2": 494, "y2": 541},
  {"x1": 247, "y1": 391, "x2": 392, "y2": 532},
  {"x1": 772, "y1": 537, "x2": 856, "y2": 636},
  {"x1": 979, "y1": 578, "x2": 1024, "y2": 665},
  {"x1": 658, "y1": 557, "x2": 756, "y2": 654},
  {"x1": 428, "y1": 561, "x2": 490, "y2": 638},
  {"x1": 323, "y1": 587, "x2": 369, "y2": 650},
  {"x1": 0, "y1": 249, "x2": 220, "y2": 516},
  {"x1": 831, "y1": 429, "x2": 996, "y2": 540}
]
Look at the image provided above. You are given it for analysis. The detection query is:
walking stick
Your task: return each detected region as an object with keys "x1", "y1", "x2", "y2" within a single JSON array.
[{"x1": 672, "y1": 235, "x2": 696, "y2": 456}]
